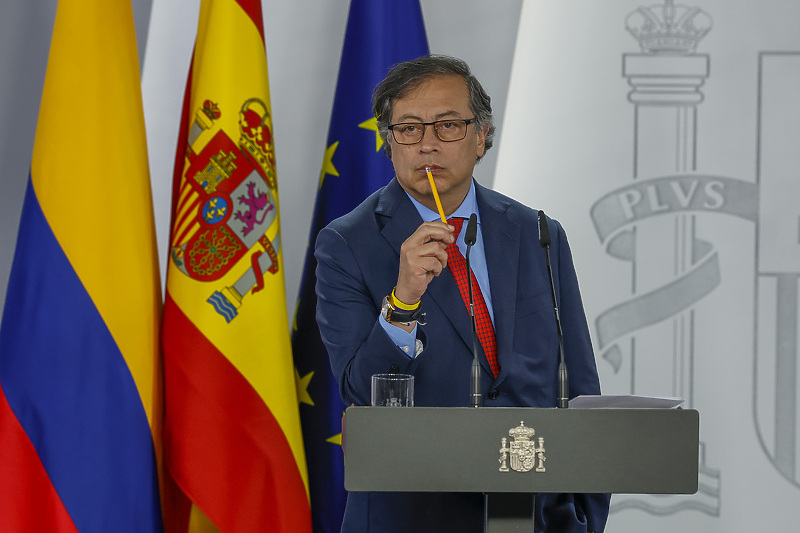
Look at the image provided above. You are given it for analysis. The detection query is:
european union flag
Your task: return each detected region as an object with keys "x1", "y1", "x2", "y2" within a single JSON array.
[{"x1": 291, "y1": 1, "x2": 428, "y2": 531}]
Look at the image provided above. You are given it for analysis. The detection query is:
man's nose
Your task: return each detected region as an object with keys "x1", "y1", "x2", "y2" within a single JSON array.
[{"x1": 418, "y1": 124, "x2": 441, "y2": 150}]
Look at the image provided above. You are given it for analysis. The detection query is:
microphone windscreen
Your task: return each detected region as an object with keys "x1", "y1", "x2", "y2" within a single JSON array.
[
  {"x1": 538, "y1": 210, "x2": 551, "y2": 247},
  {"x1": 464, "y1": 213, "x2": 478, "y2": 246}
]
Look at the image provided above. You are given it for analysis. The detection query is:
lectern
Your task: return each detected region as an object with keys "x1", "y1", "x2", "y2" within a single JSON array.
[{"x1": 343, "y1": 406, "x2": 699, "y2": 532}]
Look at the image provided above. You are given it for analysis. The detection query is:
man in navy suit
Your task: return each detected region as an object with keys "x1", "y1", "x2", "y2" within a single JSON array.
[{"x1": 315, "y1": 55, "x2": 609, "y2": 533}]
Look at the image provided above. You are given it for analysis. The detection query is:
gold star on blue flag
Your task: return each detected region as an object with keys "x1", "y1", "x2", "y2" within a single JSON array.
[{"x1": 291, "y1": 1, "x2": 428, "y2": 531}]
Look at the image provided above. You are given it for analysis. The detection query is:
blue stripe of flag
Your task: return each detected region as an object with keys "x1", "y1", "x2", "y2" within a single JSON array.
[{"x1": 0, "y1": 177, "x2": 163, "y2": 533}]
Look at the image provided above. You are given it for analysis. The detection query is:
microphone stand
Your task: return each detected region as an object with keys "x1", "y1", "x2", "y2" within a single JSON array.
[
  {"x1": 464, "y1": 214, "x2": 482, "y2": 408},
  {"x1": 538, "y1": 211, "x2": 569, "y2": 409}
]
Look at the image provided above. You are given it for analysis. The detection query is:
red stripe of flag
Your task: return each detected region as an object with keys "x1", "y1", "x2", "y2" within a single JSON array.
[
  {"x1": 0, "y1": 387, "x2": 79, "y2": 533},
  {"x1": 162, "y1": 294, "x2": 309, "y2": 532}
]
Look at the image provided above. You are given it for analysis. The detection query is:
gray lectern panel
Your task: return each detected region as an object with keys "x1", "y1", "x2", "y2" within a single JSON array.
[{"x1": 343, "y1": 407, "x2": 698, "y2": 495}]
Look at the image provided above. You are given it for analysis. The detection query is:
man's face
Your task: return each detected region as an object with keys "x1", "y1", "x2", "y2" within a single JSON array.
[{"x1": 389, "y1": 74, "x2": 486, "y2": 215}]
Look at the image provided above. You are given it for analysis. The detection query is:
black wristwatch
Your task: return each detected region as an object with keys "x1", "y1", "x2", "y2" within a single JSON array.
[{"x1": 381, "y1": 295, "x2": 426, "y2": 326}]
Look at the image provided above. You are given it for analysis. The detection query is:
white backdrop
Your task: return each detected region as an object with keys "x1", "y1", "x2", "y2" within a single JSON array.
[{"x1": 496, "y1": 0, "x2": 799, "y2": 530}]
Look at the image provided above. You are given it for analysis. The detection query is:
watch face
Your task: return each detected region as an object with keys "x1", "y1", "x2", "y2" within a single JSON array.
[{"x1": 381, "y1": 295, "x2": 392, "y2": 321}]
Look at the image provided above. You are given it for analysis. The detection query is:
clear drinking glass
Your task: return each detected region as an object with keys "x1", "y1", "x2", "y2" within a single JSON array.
[{"x1": 371, "y1": 373, "x2": 414, "y2": 407}]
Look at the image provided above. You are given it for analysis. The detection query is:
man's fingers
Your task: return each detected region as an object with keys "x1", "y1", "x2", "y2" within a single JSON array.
[
  {"x1": 424, "y1": 255, "x2": 445, "y2": 276},
  {"x1": 395, "y1": 220, "x2": 455, "y2": 303},
  {"x1": 409, "y1": 220, "x2": 454, "y2": 246},
  {"x1": 403, "y1": 251, "x2": 446, "y2": 277}
]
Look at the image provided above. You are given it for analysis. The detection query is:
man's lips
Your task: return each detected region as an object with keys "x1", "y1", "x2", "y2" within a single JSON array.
[{"x1": 418, "y1": 164, "x2": 443, "y2": 172}]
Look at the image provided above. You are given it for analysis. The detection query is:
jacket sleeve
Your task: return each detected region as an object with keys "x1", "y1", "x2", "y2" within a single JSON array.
[
  {"x1": 314, "y1": 226, "x2": 425, "y2": 406},
  {"x1": 551, "y1": 218, "x2": 602, "y2": 398}
]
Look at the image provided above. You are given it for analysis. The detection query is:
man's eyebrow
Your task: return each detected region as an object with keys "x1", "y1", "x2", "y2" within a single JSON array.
[{"x1": 393, "y1": 110, "x2": 465, "y2": 122}]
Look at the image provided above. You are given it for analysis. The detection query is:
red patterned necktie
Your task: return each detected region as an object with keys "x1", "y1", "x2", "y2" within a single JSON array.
[{"x1": 447, "y1": 218, "x2": 499, "y2": 377}]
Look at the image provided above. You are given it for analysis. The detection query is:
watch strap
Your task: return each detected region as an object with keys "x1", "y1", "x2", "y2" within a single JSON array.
[{"x1": 382, "y1": 295, "x2": 426, "y2": 326}]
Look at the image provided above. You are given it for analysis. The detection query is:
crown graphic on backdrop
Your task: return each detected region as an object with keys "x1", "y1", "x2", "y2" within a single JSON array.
[{"x1": 626, "y1": 0, "x2": 712, "y2": 55}]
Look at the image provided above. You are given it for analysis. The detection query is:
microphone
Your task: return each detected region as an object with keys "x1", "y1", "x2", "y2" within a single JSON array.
[
  {"x1": 464, "y1": 213, "x2": 478, "y2": 246},
  {"x1": 464, "y1": 213, "x2": 482, "y2": 408},
  {"x1": 537, "y1": 210, "x2": 551, "y2": 247},
  {"x1": 538, "y1": 210, "x2": 569, "y2": 409}
]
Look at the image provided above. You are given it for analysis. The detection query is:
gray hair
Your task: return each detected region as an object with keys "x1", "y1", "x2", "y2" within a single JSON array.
[{"x1": 372, "y1": 54, "x2": 495, "y2": 161}]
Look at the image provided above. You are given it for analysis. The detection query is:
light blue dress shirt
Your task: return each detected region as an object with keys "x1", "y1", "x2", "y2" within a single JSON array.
[{"x1": 379, "y1": 179, "x2": 494, "y2": 357}]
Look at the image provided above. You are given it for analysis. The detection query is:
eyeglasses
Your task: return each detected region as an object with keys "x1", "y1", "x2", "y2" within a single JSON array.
[{"x1": 388, "y1": 118, "x2": 477, "y2": 145}]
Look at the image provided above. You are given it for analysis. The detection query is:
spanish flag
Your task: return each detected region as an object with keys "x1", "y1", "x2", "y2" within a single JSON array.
[
  {"x1": 0, "y1": 0, "x2": 164, "y2": 531},
  {"x1": 162, "y1": 1, "x2": 311, "y2": 531}
]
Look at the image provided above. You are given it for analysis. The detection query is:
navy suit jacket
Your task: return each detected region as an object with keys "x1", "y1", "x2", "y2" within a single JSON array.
[{"x1": 315, "y1": 178, "x2": 610, "y2": 532}]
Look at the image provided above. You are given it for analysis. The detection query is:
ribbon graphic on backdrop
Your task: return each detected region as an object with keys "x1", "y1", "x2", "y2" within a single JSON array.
[{"x1": 590, "y1": 174, "x2": 758, "y2": 370}]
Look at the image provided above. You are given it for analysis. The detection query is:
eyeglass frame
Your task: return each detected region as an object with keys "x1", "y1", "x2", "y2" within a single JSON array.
[{"x1": 388, "y1": 118, "x2": 477, "y2": 145}]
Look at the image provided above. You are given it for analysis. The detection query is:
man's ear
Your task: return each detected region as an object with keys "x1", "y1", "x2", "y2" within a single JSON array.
[{"x1": 476, "y1": 125, "x2": 488, "y2": 158}]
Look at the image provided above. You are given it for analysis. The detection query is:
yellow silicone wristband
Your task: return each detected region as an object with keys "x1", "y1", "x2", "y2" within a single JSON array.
[{"x1": 391, "y1": 287, "x2": 420, "y2": 311}]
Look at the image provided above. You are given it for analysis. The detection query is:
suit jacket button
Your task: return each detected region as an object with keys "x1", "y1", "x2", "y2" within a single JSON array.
[
  {"x1": 389, "y1": 364, "x2": 400, "y2": 373},
  {"x1": 487, "y1": 389, "x2": 500, "y2": 400}
]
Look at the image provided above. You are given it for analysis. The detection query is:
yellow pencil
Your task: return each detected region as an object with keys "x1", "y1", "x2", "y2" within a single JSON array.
[{"x1": 425, "y1": 166, "x2": 447, "y2": 223}]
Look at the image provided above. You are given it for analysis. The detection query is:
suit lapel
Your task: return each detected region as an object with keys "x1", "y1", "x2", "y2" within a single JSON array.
[
  {"x1": 476, "y1": 184, "x2": 520, "y2": 384},
  {"x1": 377, "y1": 179, "x2": 422, "y2": 255},
  {"x1": 426, "y1": 257, "x2": 474, "y2": 359}
]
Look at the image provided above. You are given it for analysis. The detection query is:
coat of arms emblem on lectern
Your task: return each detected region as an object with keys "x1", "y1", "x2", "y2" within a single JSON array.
[{"x1": 499, "y1": 421, "x2": 546, "y2": 473}]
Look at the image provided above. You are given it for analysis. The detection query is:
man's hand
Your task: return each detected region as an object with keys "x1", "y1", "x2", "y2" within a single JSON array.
[{"x1": 394, "y1": 220, "x2": 454, "y2": 305}]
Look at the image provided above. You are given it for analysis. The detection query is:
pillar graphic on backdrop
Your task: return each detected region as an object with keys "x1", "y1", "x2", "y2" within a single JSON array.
[{"x1": 591, "y1": 0, "x2": 727, "y2": 515}]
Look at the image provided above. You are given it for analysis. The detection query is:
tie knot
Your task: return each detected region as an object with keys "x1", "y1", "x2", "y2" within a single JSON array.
[{"x1": 447, "y1": 217, "x2": 465, "y2": 238}]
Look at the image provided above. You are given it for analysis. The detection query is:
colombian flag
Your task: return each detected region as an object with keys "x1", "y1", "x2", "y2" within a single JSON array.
[
  {"x1": 291, "y1": 1, "x2": 428, "y2": 531},
  {"x1": 162, "y1": 0, "x2": 311, "y2": 532},
  {"x1": 0, "y1": 1, "x2": 164, "y2": 532}
]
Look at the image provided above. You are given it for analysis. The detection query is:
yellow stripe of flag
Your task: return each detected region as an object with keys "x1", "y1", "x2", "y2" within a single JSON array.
[{"x1": 30, "y1": 0, "x2": 161, "y2": 433}]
